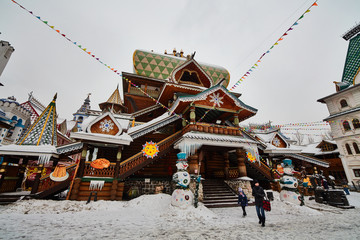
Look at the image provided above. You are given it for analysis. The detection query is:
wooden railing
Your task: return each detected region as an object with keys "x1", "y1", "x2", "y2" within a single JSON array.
[
  {"x1": 228, "y1": 168, "x2": 240, "y2": 178},
  {"x1": 182, "y1": 122, "x2": 242, "y2": 136},
  {"x1": 118, "y1": 130, "x2": 182, "y2": 179},
  {"x1": 83, "y1": 162, "x2": 116, "y2": 177},
  {"x1": 246, "y1": 159, "x2": 274, "y2": 180},
  {"x1": 36, "y1": 164, "x2": 77, "y2": 193}
]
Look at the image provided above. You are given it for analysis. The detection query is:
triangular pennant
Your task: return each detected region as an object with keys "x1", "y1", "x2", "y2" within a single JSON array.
[
  {"x1": 96, "y1": 58, "x2": 99, "y2": 60},
  {"x1": 293, "y1": 22, "x2": 298, "y2": 25},
  {"x1": 61, "y1": 34, "x2": 65, "y2": 37},
  {"x1": 36, "y1": 16, "x2": 41, "y2": 19},
  {"x1": 50, "y1": 26, "x2": 54, "y2": 28},
  {"x1": 56, "y1": 30, "x2": 60, "y2": 33},
  {"x1": 299, "y1": 15, "x2": 304, "y2": 19},
  {"x1": 278, "y1": 38, "x2": 283, "y2": 41},
  {"x1": 288, "y1": 28, "x2": 293, "y2": 31},
  {"x1": 43, "y1": 21, "x2": 48, "y2": 24},
  {"x1": 83, "y1": 48, "x2": 87, "y2": 51},
  {"x1": 87, "y1": 52, "x2": 91, "y2": 54},
  {"x1": 274, "y1": 42, "x2": 279, "y2": 45},
  {"x1": 283, "y1": 33, "x2": 288, "y2": 36},
  {"x1": 78, "y1": 45, "x2": 82, "y2": 48},
  {"x1": 305, "y1": 10, "x2": 310, "y2": 13},
  {"x1": 312, "y1": 2, "x2": 318, "y2": 6},
  {"x1": 92, "y1": 55, "x2": 95, "y2": 57}
]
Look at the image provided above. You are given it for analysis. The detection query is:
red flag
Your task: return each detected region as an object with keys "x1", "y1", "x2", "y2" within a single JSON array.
[{"x1": 312, "y1": 2, "x2": 318, "y2": 6}]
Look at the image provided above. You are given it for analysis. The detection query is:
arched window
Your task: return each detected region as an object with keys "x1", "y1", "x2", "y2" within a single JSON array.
[
  {"x1": 340, "y1": 99, "x2": 348, "y2": 108},
  {"x1": 343, "y1": 121, "x2": 351, "y2": 131},
  {"x1": 345, "y1": 143, "x2": 352, "y2": 155},
  {"x1": 353, "y1": 119, "x2": 360, "y2": 129},
  {"x1": 353, "y1": 142, "x2": 360, "y2": 154}
]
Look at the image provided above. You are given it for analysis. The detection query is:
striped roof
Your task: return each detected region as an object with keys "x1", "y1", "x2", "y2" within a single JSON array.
[
  {"x1": 106, "y1": 85, "x2": 122, "y2": 105},
  {"x1": 17, "y1": 94, "x2": 58, "y2": 146},
  {"x1": 341, "y1": 33, "x2": 360, "y2": 85},
  {"x1": 133, "y1": 50, "x2": 230, "y2": 87}
]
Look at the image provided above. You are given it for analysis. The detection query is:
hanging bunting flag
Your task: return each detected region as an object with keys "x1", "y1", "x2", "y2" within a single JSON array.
[{"x1": 228, "y1": 1, "x2": 318, "y2": 92}]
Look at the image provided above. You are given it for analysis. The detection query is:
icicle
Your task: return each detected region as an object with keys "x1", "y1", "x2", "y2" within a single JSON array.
[
  {"x1": 91, "y1": 148, "x2": 98, "y2": 161},
  {"x1": 85, "y1": 150, "x2": 90, "y2": 161},
  {"x1": 38, "y1": 154, "x2": 51, "y2": 165},
  {"x1": 89, "y1": 180, "x2": 105, "y2": 191}
]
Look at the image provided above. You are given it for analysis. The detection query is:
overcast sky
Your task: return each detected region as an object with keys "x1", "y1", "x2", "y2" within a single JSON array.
[{"x1": 0, "y1": 0, "x2": 359, "y2": 129}]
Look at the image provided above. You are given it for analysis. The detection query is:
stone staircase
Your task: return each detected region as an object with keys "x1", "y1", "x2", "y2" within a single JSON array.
[
  {"x1": 202, "y1": 179, "x2": 239, "y2": 208},
  {"x1": 0, "y1": 191, "x2": 30, "y2": 205}
]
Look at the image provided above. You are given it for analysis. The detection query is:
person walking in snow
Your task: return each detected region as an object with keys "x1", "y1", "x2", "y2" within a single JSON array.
[
  {"x1": 252, "y1": 180, "x2": 266, "y2": 227},
  {"x1": 238, "y1": 187, "x2": 248, "y2": 217}
]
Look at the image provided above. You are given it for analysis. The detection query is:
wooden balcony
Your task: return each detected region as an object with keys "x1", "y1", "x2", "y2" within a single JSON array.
[
  {"x1": 182, "y1": 122, "x2": 242, "y2": 136},
  {"x1": 83, "y1": 162, "x2": 116, "y2": 178}
]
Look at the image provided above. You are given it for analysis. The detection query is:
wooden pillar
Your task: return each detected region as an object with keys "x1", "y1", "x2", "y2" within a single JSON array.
[
  {"x1": 224, "y1": 151, "x2": 229, "y2": 179},
  {"x1": 198, "y1": 150, "x2": 204, "y2": 175},
  {"x1": 188, "y1": 153, "x2": 199, "y2": 175},
  {"x1": 236, "y1": 149, "x2": 247, "y2": 177},
  {"x1": 233, "y1": 114, "x2": 239, "y2": 126},
  {"x1": 190, "y1": 106, "x2": 196, "y2": 124},
  {"x1": 0, "y1": 161, "x2": 8, "y2": 191},
  {"x1": 114, "y1": 146, "x2": 122, "y2": 179},
  {"x1": 78, "y1": 143, "x2": 88, "y2": 178},
  {"x1": 31, "y1": 164, "x2": 43, "y2": 194}
]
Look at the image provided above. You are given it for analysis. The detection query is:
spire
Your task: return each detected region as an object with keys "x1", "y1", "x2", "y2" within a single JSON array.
[
  {"x1": 17, "y1": 94, "x2": 58, "y2": 146},
  {"x1": 99, "y1": 85, "x2": 125, "y2": 113}
]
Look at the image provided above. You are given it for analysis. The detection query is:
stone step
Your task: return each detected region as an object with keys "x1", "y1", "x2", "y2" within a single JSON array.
[
  {"x1": 204, "y1": 196, "x2": 238, "y2": 201},
  {"x1": 204, "y1": 203, "x2": 240, "y2": 208},
  {"x1": 205, "y1": 192, "x2": 236, "y2": 197},
  {"x1": 203, "y1": 198, "x2": 239, "y2": 204}
]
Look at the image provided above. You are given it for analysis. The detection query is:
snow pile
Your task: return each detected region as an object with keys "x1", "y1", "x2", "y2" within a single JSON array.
[{"x1": 1, "y1": 192, "x2": 360, "y2": 239}]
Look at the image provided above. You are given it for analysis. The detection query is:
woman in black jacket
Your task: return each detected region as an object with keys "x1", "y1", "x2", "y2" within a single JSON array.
[{"x1": 252, "y1": 180, "x2": 266, "y2": 227}]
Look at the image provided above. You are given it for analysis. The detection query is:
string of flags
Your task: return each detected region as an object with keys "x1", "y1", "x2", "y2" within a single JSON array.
[
  {"x1": 228, "y1": 0, "x2": 318, "y2": 92},
  {"x1": 11, "y1": 0, "x2": 190, "y2": 124},
  {"x1": 12, "y1": 0, "x2": 340, "y2": 135}
]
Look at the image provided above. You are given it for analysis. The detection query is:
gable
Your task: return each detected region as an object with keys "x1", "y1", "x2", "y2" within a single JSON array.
[
  {"x1": 271, "y1": 134, "x2": 287, "y2": 148},
  {"x1": 172, "y1": 60, "x2": 213, "y2": 88},
  {"x1": 87, "y1": 113, "x2": 122, "y2": 136}
]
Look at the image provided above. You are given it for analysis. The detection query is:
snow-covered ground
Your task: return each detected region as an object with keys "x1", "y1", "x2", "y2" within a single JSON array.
[{"x1": 1, "y1": 191, "x2": 359, "y2": 240}]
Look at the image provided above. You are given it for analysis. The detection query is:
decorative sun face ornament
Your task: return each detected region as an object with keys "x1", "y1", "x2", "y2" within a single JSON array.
[
  {"x1": 209, "y1": 93, "x2": 224, "y2": 107},
  {"x1": 246, "y1": 151, "x2": 256, "y2": 163},
  {"x1": 142, "y1": 141, "x2": 160, "y2": 159}
]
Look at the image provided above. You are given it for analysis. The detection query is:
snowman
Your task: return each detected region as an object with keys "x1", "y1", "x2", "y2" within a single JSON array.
[
  {"x1": 171, "y1": 152, "x2": 194, "y2": 208},
  {"x1": 279, "y1": 159, "x2": 303, "y2": 205}
]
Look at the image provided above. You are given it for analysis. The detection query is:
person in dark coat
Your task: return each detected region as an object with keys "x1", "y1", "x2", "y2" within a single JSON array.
[
  {"x1": 252, "y1": 180, "x2": 266, "y2": 227},
  {"x1": 238, "y1": 187, "x2": 248, "y2": 217}
]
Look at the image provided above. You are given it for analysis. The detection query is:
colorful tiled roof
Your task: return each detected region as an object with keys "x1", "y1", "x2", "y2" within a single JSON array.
[
  {"x1": 133, "y1": 50, "x2": 230, "y2": 87},
  {"x1": 17, "y1": 94, "x2": 58, "y2": 146},
  {"x1": 341, "y1": 33, "x2": 360, "y2": 85}
]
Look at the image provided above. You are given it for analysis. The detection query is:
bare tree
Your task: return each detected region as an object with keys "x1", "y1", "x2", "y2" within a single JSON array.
[
  {"x1": 321, "y1": 130, "x2": 333, "y2": 141},
  {"x1": 294, "y1": 130, "x2": 305, "y2": 145},
  {"x1": 307, "y1": 134, "x2": 315, "y2": 144}
]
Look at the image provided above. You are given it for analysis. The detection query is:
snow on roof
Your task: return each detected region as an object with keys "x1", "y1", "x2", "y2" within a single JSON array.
[
  {"x1": 254, "y1": 132, "x2": 276, "y2": 143},
  {"x1": 0, "y1": 144, "x2": 57, "y2": 156},
  {"x1": 128, "y1": 112, "x2": 170, "y2": 134},
  {"x1": 301, "y1": 141, "x2": 339, "y2": 156},
  {"x1": 70, "y1": 131, "x2": 132, "y2": 145},
  {"x1": 181, "y1": 131, "x2": 257, "y2": 144},
  {"x1": 80, "y1": 115, "x2": 98, "y2": 131},
  {"x1": 66, "y1": 120, "x2": 77, "y2": 131}
]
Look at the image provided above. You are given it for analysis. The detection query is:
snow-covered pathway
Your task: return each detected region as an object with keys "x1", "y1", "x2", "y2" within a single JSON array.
[{"x1": 1, "y1": 192, "x2": 359, "y2": 240}]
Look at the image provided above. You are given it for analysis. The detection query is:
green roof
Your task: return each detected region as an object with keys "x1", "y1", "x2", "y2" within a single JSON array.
[
  {"x1": 341, "y1": 33, "x2": 360, "y2": 85},
  {"x1": 133, "y1": 50, "x2": 230, "y2": 87},
  {"x1": 17, "y1": 94, "x2": 57, "y2": 146}
]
